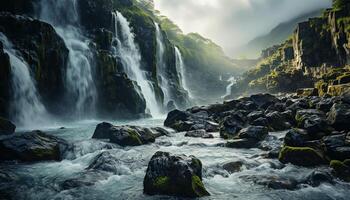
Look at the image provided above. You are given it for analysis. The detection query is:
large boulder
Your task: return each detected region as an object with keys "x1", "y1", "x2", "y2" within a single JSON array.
[
  {"x1": 327, "y1": 103, "x2": 350, "y2": 130},
  {"x1": 92, "y1": 122, "x2": 169, "y2": 146},
  {"x1": 278, "y1": 146, "x2": 326, "y2": 167},
  {"x1": 284, "y1": 128, "x2": 310, "y2": 147},
  {"x1": 249, "y1": 93, "x2": 279, "y2": 108},
  {"x1": 0, "y1": 130, "x2": 69, "y2": 162},
  {"x1": 296, "y1": 109, "x2": 331, "y2": 138},
  {"x1": 265, "y1": 111, "x2": 292, "y2": 131},
  {"x1": 237, "y1": 126, "x2": 268, "y2": 141},
  {"x1": 0, "y1": 117, "x2": 15, "y2": 135},
  {"x1": 322, "y1": 134, "x2": 350, "y2": 161},
  {"x1": 219, "y1": 112, "x2": 245, "y2": 139},
  {"x1": 143, "y1": 151, "x2": 210, "y2": 197}
]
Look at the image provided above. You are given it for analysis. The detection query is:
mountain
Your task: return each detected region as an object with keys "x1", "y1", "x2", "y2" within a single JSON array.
[
  {"x1": 237, "y1": 9, "x2": 324, "y2": 58},
  {"x1": 228, "y1": 0, "x2": 350, "y2": 98}
]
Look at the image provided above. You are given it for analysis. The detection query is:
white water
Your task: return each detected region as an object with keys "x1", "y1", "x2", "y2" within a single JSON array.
[
  {"x1": 0, "y1": 33, "x2": 49, "y2": 128},
  {"x1": 111, "y1": 11, "x2": 161, "y2": 117},
  {"x1": 38, "y1": 0, "x2": 97, "y2": 117},
  {"x1": 155, "y1": 23, "x2": 171, "y2": 107},
  {"x1": 175, "y1": 47, "x2": 192, "y2": 99},
  {"x1": 2, "y1": 119, "x2": 350, "y2": 200},
  {"x1": 222, "y1": 76, "x2": 236, "y2": 99}
]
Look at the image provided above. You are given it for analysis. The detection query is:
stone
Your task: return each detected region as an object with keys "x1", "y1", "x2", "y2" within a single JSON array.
[
  {"x1": 0, "y1": 130, "x2": 69, "y2": 162},
  {"x1": 278, "y1": 146, "x2": 326, "y2": 167},
  {"x1": 330, "y1": 160, "x2": 350, "y2": 182},
  {"x1": 266, "y1": 111, "x2": 291, "y2": 131},
  {"x1": 219, "y1": 114, "x2": 244, "y2": 139},
  {"x1": 185, "y1": 130, "x2": 214, "y2": 139},
  {"x1": 284, "y1": 128, "x2": 310, "y2": 147},
  {"x1": 327, "y1": 103, "x2": 350, "y2": 130},
  {"x1": 237, "y1": 126, "x2": 268, "y2": 141},
  {"x1": 143, "y1": 151, "x2": 210, "y2": 197},
  {"x1": 222, "y1": 161, "x2": 243, "y2": 173},
  {"x1": 0, "y1": 117, "x2": 15, "y2": 135},
  {"x1": 297, "y1": 88, "x2": 318, "y2": 97},
  {"x1": 322, "y1": 134, "x2": 350, "y2": 161},
  {"x1": 226, "y1": 138, "x2": 259, "y2": 149},
  {"x1": 249, "y1": 93, "x2": 279, "y2": 108}
]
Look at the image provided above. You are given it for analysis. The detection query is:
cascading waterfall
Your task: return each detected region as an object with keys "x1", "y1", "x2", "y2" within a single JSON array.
[
  {"x1": 38, "y1": 0, "x2": 96, "y2": 117},
  {"x1": 155, "y1": 23, "x2": 171, "y2": 106},
  {"x1": 111, "y1": 11, "x2": 161, "y2": 117},
  {"x1": 222, "y1": 76, "x2": 236, "y2": 99},
  {"x1": 0, "y1": 33, "x2": 49, "y2": 127},
  {"x1": 175, "y1": 47, "x2": 192, "y2": 98}
]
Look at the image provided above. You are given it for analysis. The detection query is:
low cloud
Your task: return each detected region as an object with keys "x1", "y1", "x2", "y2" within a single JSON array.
[{"x1": 154, "y1": 0, "x2": 332, "y2": 56}]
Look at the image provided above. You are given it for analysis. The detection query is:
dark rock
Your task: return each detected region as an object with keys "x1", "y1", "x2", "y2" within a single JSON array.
[
  {"x1": 296, "y1": 109, "x2": 331, "y2": 138},
  {"x1": 185, "y1": 130, "x2": 214, "y2": 139},
  {"x1": 226, "y1": 138, "x2": 259, "y2": 149},
  {"x1": 222, "y1": 161, "x2": 243, "y2": 173},
  {"x1": 284, "y1": 128, "x2": 310, "y2": 147},
  {"x1": 266, "y1": 111, "x2": 291, "y2": 131},
  {"x1": 247, "y1": 111, "x2": 264, "y2": 121},
  {"x1": 249, "y1": 93, "x2": 279, "y2": 108},
  {"x1": 92, "y1": 122, "x2": 168, "y2": 146},
  {"x1": 0, "y1": 117, "x2": 15, "y2": 135},
  {"x1": 330, "y1": 159, "x2": 350, "y2": 182},
  {"x1": 251, "y1": 117, "x2": 269, "y2": 127},
  {"x1": 61, "y1": 172, "x2": 108, "y2": 190},
  {"x1": 306, "y1": 170, "x2": 333, "y2": 187},
  {"x1": 241, "y1": 175, "x2": 298, "y2": 190},
  {"x1": 87, "y1": 151, "x2": 122, "y2": 174},
  {"x1": 278, "y1": 146, "x2": 326, "y2": 166},
  {"x1": 219, "y1": 113, "x2": 245, "y2": 139},
  {"x1": 0, "y1": 130, "x2": 69, "y2": 162},
  {"x1": 143, "y1": 151, "x2": 210, "y2": 197},
  {"x1": 327, "y1": 103, "x2": 350, "y2": 130},
  {"x1": 322, "y1": 134, "x2": 350, "y2": 161},
  {"x1": 237, "y1": 126, "x2": 268, "y2": 141},
  {"x1": 316, "y1": 98, "x2": 334, "y2": 112}
]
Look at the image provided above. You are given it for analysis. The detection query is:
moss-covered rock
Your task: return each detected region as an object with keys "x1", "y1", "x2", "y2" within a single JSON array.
[
  {"x1": 144, "y1": 151, "x2": 210, "y2": 197},
  {"x1": 330, "y1": 159, "x2": 350, "y2": 182},
  {"x1": 278, "y1": 146, "x2": 326, "y2": 166}
]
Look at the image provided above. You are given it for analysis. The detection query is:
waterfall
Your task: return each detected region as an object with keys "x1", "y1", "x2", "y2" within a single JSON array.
[
  {"x1": 175, "y1": 47, "x2": 192, "y2": 98},
  {"x1": 155, "y1": 23, "x2": 171, "y2": 107},
  {"x1": 111, "y1": 11, "x2": 161, "y2": 117},
  {"x1": 222, "y1": 76, "x2": 236, "y2": 99},
  {"x1": 38, "y1": 0, "x2": 96, "y2": 117},
  {"x1": 0, "y1": 33, "x2": 49, "y2": 127}
]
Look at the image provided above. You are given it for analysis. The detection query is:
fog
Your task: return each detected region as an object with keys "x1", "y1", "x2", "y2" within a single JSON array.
[{"x1": 154, "y1": 0, "x2": 332, "y2": 57}]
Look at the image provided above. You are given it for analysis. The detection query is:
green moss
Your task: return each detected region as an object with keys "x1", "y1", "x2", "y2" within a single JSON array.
[
  {"x1": 191, "y1": 175, "x2": 210, "y2": 197},
  {"x1": 279, "y1": 146, "x2": 326, "y2": 166},
  {"x1": 330, "y1": 160, "x2": 350, "y2": 182},
  {"x1": 153, "y1": 176, "x2": 170, "y2": 190},
  {"x1": 127, "y1": 129, "x2": 143, "y2": 146}
]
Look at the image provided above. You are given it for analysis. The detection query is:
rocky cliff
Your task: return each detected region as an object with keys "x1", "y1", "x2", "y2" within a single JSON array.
[{"x1": 230, "y1": 0, "x2": 350, "y2": 98}]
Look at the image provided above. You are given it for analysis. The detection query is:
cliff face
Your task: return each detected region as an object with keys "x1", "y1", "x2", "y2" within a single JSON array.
[{"x1": 231, "y1": 0, "x2": 350, "y2": 98}]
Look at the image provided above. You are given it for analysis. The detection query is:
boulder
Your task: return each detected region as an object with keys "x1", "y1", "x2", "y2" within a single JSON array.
[
  {"x1": 144, "y1": 151, "x2": 210, "y2": 197},
  {"x1": 185, "y1": 130, "x2": 214, "y2": 139},
  {"x1": 266, "y1": 111, "x2": 291, "y2": 131},
  {"x1": 296, "y1": 109, "x2": 331, "y2": 138},
  {"x1": 237, "y1": 126, "x2": 268, "y2": 141},
  {"x1": 87, "y1": 151, "x2": 122, "y2": 174},
  {"x1": 0, "y1": 117, "x2": 15, "y2": 135},
  {"x1": 226, "y1": 139, "x2": 259, "y2": 149},
  {"x1": 278, "y1": 146, "x2": 326, "y2": 167},
  {"x1": 330, "y1": 160, "x2": 350, "y2": 182},
  {"x1": 297, "y1": 88, "x2": 318, "y2": 97},
  {"x1": 327, "y1": 103, "x2": 350, "y2": 130},
  {"x1": 0, "y1": 130, "x2": 69, "y2": 162},
  {"x1": 249, "y1": 93, "x2": 279, "y2": 108},
  {"x1": 284, "y1": 129, "x2": 310, "y2": 147},
  {"x1": 222, "y1": 161, "x2": 244, "y2": 173},
  {"x1": 305, "y1": 170, "x2": 333, "y2": 187},
  {"x1": 219, "y1": 113, "x2": 245, "y2": 139},
  {"x1": 92, "y1": 122, "x2": 168, "y2": 146},
  {"x1": 322, "y1": 134, "x2": 350, "y2": 161},
  {"x1": 241, "y1": 175, "x2": 298, "y2": 190}
]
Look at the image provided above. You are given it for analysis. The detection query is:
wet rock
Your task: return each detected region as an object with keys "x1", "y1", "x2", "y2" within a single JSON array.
[
  {"x1": 222, "y1": 161, "x2": 243, "y2": 173},
  {"x1": 296, "y1": 109, "x2": 331, "y2": 138},
  {"x1": 0, "y1": 130, "x2": 69, "y2": 162},
  {"x1": 185, "y1": 130, "x2": 214, "y2": 139},
  {"x1": 247, "y1": 111, "x2": 264, "y2": 122},
  {"x1": 278, "y1": 146, "x2": 326, "y2": 167},
  {"x1": 219, "y1": 112, "x2": 245, "y2": 139},
  {"x1": 297, "y1": 88, "x2": 318, "y2": 97},
  {"x1": 322, "y1": 134, "x2": 350, "y2": 161},
  {"x1": 92, "y1": 122, "x2": 168, "y2": 146},
  {"x1": 0, "y1": 117, "x2": 15, "y2": 135},
  {"x1": 237, "y1": 126, "x2": 268, "y2": 141},
  {"x1": 316, "y1": 98, "x2": 334, "y2": 112},
  {"x1": 306, "y1": 170, "x2": 333, "y2": 187},
  {"x1": 251, "y1": 117, "x2": 269, "y2": 127},
  {"x1": 249, "y1": 93, "x2": 279, "y2": 109},
  {"x1": 61, "y1": 172, "x2": 108, "y2": 190},
  {"x1": 241, "y1": 175, "x2": 298, "y2": 190},
  {"x1": 330, "y1": 159, "x2": 350, "y2": 182},
  {"x1": 87, "y1": 151, "x2": 123, "y2": 174},
  {"x1": 327, "y1": 103, "x2": 350, "y2": 130},
  {"x1": 266, "y1": 111, "x2": 291, "y2": 131},
  {"x1": 284, "y1": 129, "x2": 310, "y2": 147},
  {"x1": 226, "y1": 138, "x2": 259, "y2": 149},
  {"x1": 143, "y1": 151, "x2": 210, "y2": 197}
]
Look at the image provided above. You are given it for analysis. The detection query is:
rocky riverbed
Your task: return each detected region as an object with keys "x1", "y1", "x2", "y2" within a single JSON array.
[{"x1": 1, "y1": 93, "x2": 350, "y2": 199}]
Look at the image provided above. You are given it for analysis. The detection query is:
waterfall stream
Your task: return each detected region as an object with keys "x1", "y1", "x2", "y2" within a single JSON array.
[
  {"x1": 0, "y1": 33, "x2": 49, "y2": 127},
  {"x1": 38, "y1": 0, "x2": 97, "y2": 117},
  {"x1": 175, "y1": 47, "x2": 192, "y2": 99},
  {"x1": 155, "y1": 23, "x2": 171, "y2": 107},
  {"x1": 111, "y1": 11, "x2": 161, "y2": 117},
  {"x1": 222, "y1": 76, "x2": 236, "y2": 99}
]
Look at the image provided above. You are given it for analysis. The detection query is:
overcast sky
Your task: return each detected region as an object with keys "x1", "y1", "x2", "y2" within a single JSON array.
[{"x1": 154, "y1": 0, "x2": 332, "y2": 56}]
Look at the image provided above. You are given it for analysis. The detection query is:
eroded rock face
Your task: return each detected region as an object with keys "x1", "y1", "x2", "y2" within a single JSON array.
[
  {"x1": 0, "y1": 130, "x2": 69, "y2": 162},
  {"x1": 143, "y1": 151, "x2": 210, "y2": 197},
  {"x1": 0, "y1": 117, "x2": 15, "y2": 135},
  {"x1": 92, "y1": 122, "x2": 169, "y2": 146}
]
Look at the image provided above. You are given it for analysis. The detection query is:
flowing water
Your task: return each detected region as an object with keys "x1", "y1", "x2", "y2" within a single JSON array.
[
  {"x1": 175, "y1": 47, "x2": 192, "y2": 99},
  {"x1": 38, "y1": 0, "x2": 97, "y2": 117},
  {"x1": 111, "y1": 11, "x2": 161, "y2": 117},
  {"x1": 1, "y1": 118, "x2": 350, "y2": 200},
  {"x1": 222, "y1": 76, "x2": 236, "y2": 99},
  {"x1": 155, "y1": 23, "x2": 171, "y2": 107},
  {"x1": 0, "y1": 33, "x2": 49, "y2": 128}
]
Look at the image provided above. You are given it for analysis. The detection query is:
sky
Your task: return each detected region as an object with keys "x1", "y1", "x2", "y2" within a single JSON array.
[{"x1": 154, "y1": 0, "x2": 332, "y2": 57}]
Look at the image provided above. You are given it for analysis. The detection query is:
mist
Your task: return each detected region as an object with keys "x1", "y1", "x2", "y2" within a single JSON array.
[{"x1": 154, "y1": 0, "x2": 332, "y2": 57}]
